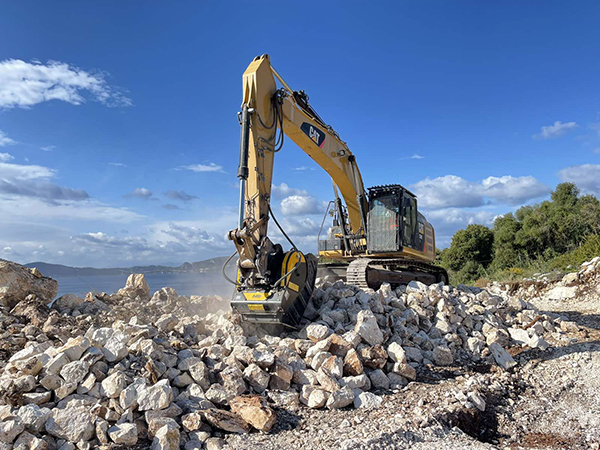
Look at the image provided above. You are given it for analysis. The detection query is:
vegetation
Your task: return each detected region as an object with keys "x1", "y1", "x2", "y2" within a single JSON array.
[{"x1": 438, "y1": 183, "x2": 600, "y2": 285}]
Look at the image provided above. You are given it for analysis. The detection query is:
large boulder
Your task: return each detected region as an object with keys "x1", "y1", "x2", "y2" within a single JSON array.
[
  {"x1": 52, "y1": 294, "x2": 84, "y2": 312},
  {"x1": 0, "y1": 259, "x2": 58, "y2": 308},
  {"x1": 229, "y1": 395, "x2": 276, "y2": 432},
  {"x1": 118, "y1": 273, "x2": 150, "y2": 300},
  {"x1": 45, "y1": 401, "x2": 95, "y2": 443}
]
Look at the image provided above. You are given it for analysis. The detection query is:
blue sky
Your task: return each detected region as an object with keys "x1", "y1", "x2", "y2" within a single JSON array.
[{"x1": 1, "y1": 1, "x2": 600, "y2": 267}]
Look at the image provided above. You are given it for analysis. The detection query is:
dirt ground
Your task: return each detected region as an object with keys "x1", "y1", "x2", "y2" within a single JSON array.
[{"x1": 223, "y1": 293, "x2": 600, "y2": 450}]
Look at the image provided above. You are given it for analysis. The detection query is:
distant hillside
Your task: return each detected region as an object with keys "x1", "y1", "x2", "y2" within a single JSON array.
[{"x1": 25, "y1": 256, "x2": 230, "y2": 278}]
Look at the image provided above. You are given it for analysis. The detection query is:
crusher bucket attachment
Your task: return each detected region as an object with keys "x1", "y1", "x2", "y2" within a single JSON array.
[{"x1": 231, "y1": 252, "x2": 318, "y2": 329}]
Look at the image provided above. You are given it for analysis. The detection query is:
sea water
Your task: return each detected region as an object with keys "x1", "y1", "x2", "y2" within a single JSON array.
[{"x1": 54, "y1": 272, "x2": 235, "y2": 299}]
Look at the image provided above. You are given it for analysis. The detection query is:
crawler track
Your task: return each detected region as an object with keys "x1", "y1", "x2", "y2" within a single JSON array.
[{"x1": 346, "y1": 258, "x2": 448, "y2": 289}]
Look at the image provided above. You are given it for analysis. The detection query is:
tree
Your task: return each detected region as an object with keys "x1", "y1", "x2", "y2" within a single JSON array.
[
  {"x1": 442, "y1": 224, "x2": 494, "y2": 272},
  {"x1": 551, "y1": 182, "x2": 579, "y2": 207},
  {"x1": 490, "y1": 182, "x2": 600, "y2": 270},
  {"x1": 492, "y1": 213, "x2": 522, "y2": 269}
]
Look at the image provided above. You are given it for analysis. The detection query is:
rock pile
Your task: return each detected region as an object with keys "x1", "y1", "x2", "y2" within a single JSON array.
[
  {"x1": 495, "y1": 256, "x2": 600, "y2": 304},
  {"x1": 0, "y1": 257, "x2": 590, "y2": 449}
]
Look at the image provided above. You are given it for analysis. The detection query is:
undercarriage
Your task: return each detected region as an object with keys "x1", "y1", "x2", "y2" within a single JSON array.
[{"x1": 319, "y1": 258, "x2": 448, "y2": 290}]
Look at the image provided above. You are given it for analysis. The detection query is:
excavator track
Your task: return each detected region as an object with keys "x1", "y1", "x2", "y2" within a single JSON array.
[
  {"x1": 346, "y1": 258, "x2": 448, "y2": 290},
  {"x1": 346, "y1": 258, "x2": 372, "y2": 289}
]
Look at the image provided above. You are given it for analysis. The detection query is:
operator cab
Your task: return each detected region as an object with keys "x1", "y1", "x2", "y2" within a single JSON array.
[
  {"x1": 367, "y1": 184, "x2": 424, "y2": 253},
  {"x1": 318, "y1": 184, "x2": 427, "y2": 256}
]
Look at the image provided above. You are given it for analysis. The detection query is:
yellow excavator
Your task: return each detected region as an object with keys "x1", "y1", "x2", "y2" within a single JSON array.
[{"x1": 224, "y1": 54, "x2": 447, "y2": 328}]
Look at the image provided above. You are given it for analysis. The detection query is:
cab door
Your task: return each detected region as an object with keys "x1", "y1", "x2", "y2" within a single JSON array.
[{"x1": 402, "y1": 193, "x2": 418, "y2": 249}]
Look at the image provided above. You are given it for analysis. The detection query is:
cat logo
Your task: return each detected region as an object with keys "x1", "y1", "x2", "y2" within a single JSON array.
[
  {"x1": 300, "y1": 122, "x2": 326, "y2": 148},
  {"x1": 308, "y1": 127, "x2": 320, "y2": 144}
]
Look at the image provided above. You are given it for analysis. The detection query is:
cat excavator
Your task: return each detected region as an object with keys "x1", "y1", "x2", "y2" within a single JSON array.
[{"x1": 224, "y1": 54, "x2": 447, "y2": 328}]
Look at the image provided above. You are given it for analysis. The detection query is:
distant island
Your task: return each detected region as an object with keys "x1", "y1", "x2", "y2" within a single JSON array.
[{"x1": 25, "y1": 256, "x2": 230, "y2": 278}]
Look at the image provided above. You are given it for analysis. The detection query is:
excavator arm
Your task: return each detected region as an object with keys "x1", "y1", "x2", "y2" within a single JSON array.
[{"x1": 227, "y1": 54, "x2": 366, "y2": 327}]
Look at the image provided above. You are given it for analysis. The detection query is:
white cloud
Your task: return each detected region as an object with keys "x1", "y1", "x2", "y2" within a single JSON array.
[
  {"x1": 0, "y1": 197, "x2": 142, "y2": 223},
  {"x1": 281, "y1": 194, "x2": 326, "y2": 215},
  {"x1": 65, "y1": 221, "x2": 231, "y2": 267},
  {"x1": 177, "y1": 163, "x2": 224, "y2": 173},
  {"x1": 0, "y1": 153, "x2": 13, "y2": 162},
  {"x1": 424, "y1": 208, "x2": 497, "y2": 247},
  {"x1": 0, "y1": 59, "x2": 131, "y2": 109},
  {"x1": 267, "y1": 217, "x2": 321, "y2": 253},
  {"x1": 411, "y1": 174, "x2": 549, "y2": 209},
  {"x1": 401, "y1": 154, "x2": 425, "y2": 160},
  {"x1": 0, "y1": 179, "x2": 89, "y2": 201},
  {"x1": 271, "y1": 183, "x2": 308, "y2": 198},
  {"x1": 0, "y1": 130, "x2": 16, "y2": 147},
  {"x1": 165, "y1": 190, "x2": 198, "y2": 201},
  {"x1": 0, "y1": 160, "x2": 90, "y2": 202},
  {"x1": 280, "y1": 217, "x2": 321, "y2": 236},
  {"x1": 480, "y1": 175, "x2": 550, "y2": 205},
  {"x1": 293, "y1": 166, "x2": 315, "y2": 171},
  {"x1": 0, "y1": 161, "x2": 54, "y2": 180},
  {"x1": 160, "y1": 223, "x2": 226, "y2": 248},
  {"x1": 108, "y1": 162, "x2": 126, "y2": 167},
  {"x1": 41, "y1": 145, "x2": 56, "y2": 152},
  {"x1": 559, "y1": 164, "x2": 600, "y2": 195},
  {"x1": 533, "y1": 121, "x2": 577, "y2": 139},
  {"x1": 124, "y1": 187, "x2": 153, "y2": 199},
  {"x1": 411, "y1": 175, "x2": 484, "y2": 209}
]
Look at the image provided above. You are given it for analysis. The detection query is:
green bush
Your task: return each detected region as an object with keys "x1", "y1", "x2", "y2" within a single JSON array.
[
  {"x1": 436, "y1": 182, "x2": 600, "y2": 284},
  {"x1": 548, "y1": 234, "x2": 600, "y2": 270}
]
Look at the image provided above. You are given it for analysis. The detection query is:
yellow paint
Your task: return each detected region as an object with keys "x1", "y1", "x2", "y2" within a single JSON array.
[
  {"x1": 243, "y1": 292, "x2": 268, "y2": 301},
  {"x1": 281, "y1": 251, "x2": 305, "y2": 288},
  {"x1": 288, "y1": 281, "x2": 300, "y2": 292},
  {"x1": 247, "y1": 304, "x2": 265, "y2": 311}
]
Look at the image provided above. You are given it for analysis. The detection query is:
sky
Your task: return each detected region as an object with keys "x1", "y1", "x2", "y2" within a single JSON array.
[{"x1": 1, "y1": 1, "x2": 600, "y2": 268}]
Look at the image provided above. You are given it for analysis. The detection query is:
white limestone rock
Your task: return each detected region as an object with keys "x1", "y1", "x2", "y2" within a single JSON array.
[
  {"x1": 354, "y1": 391, "x2": 383, "y2": 409},
  {"x1": 326, "y1": 386, "x2": 354, "y2": 409},
  {"x1": 306, "y1": 324, "x2": 329, "y2": 342},
  {"x1": 56, "y1": 337, "x2": 90, "y2": 362},
  {"x1": 151, "y1": 423, "x2": 180, "y2": 450},
  {"x1": 108, "y1": 423, "x2": 138, "y2": 446},
  {"x1": 0, "y1": 259, "x2": 58, "y2": 308},
  {"x1": 489, "y1": 343, "x2": 517, "y2": 370},
  {"x1": 137, "y1": 380, "x2": 174, "y2": 411},
  {"x1": 102, "y1": 331, "x2": 129, "y2": 362},
  {"x1": 45, "y1": 402, "x2": 95, "y2": 443},
  {"x1": 118, "y1": 273, "x2": 150, "y2": 300},
  {"x1": 386, "y1": 342, "x2": 407, "y2": 364},
  {"x1": 101, "y1": 371, "x2": 128, "y2": 398},
  {"x1": 59, "y1": 360, "x2": 89, "y2": 384},
  {"x1": 13, "y1": 430, "x2": 48, "y2": 450},
  {"x1": 0, "y1": 417, "x2": 24, "y2": 444},
  {"x1": 307, "y1": 389, "x2": 329, "y2": 409},
  {"x1": 16, "y1": 404, "x2": 51, "y2": 432},
  {"x1": 243, "y1": 363, "x2": 270, "y2": 393},
  {"x1": 355, "y1": 310, "x2": 384, "y2": 346}
]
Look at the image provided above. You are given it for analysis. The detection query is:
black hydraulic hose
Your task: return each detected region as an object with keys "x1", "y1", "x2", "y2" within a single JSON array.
[
  {"x1": 222, "y1": 251, "x2": 241, "y2": 286},
  {"x1": 268, "y1": 204, "x2": 302, "y2": 288},
  {"x1": 237, "y1": 104, "x2": 250, "y2": 180}
]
